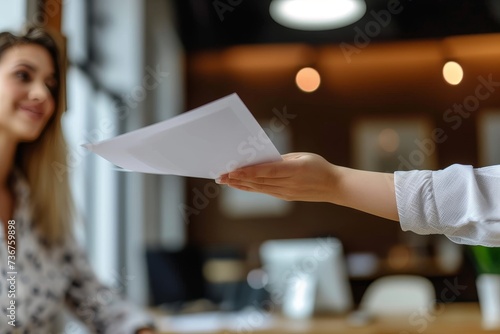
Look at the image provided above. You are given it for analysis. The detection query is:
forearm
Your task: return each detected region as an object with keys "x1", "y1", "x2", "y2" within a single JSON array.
[
  {"x1": 220, "y1": 152, "x2": 400, "y2": 221},
  {"x1": 331, "y1": 166, "x2": 399, "y2": 221}
]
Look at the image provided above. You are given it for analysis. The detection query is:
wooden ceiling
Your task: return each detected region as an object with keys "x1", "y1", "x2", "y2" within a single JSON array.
[{"x1": 186, "y1": 33, "x2": 500, "y2": 111}]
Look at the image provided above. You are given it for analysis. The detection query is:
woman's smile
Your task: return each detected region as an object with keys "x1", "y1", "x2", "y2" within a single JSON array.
[{"x1": 18, "y1": 103, "x2": 46, "y2": 121}]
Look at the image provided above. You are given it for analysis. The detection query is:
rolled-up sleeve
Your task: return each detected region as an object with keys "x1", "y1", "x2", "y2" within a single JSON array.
[{"x1": 394, "y1": 164, "x2": 500, "y2": 246}]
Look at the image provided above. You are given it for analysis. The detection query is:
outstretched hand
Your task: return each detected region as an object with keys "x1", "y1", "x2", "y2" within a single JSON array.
[
  {"x1": 217, "y1": 152, "x2": 339, "y2": 203},
  {"x1": 217, "y1": 152, "x2": 399, "y2": 221}
]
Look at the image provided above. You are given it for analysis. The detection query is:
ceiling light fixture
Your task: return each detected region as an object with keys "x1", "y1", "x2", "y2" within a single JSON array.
[
  {"x1": 442, "y1": 61, "x2": 463, "y2": 85},
  {"x1": 440, "y1": 38, "x2": 464, "y2": 86},
  {"x1": 296, "y1": 67, "x2": 321, "y2": 92},
  {"x1": 269, "y1": 0, "x2": 367, "y2": 31}
]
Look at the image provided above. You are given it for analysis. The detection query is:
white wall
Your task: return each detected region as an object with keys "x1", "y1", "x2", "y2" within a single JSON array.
[
  {"x1": 63, "y1": 0, "x2": 186, "y2": 307},
  {"x1": 0, "y1": 0, "x2": 27, "y2": 31}
]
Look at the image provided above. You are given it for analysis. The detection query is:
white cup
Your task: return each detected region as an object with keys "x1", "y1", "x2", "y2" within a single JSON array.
[
  {"x1": 282, "y1": 272, "x2": 317, "y2": 319},
  {"x1": 476, "y1": 274, "x2": 500, "y2": 329}
]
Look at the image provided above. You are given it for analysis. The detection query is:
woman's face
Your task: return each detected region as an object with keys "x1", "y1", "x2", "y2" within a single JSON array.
[{"x1": 0, "y1": 43, "x2": 57, "y2": 143}]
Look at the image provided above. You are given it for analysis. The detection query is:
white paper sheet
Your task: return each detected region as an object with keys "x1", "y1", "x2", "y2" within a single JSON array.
[{"x1": 83, "y1": 93, "x2": 282, "y2": 179}]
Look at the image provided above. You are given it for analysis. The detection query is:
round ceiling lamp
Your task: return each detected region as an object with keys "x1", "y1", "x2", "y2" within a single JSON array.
[
  {"x1": 269, "y1": 0, "x2": 367, "y2": 31},
  {"x1": 296, "y1": 67, "x2": 321, "y2": 92},
  {"x1": 442, "y1": 61, "x2": 464, "y2": 85}
]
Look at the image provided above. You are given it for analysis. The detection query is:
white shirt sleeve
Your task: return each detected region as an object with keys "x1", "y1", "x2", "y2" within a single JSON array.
[{"x1": 394, "y1": 164, "x2": 500, "y2": 246}]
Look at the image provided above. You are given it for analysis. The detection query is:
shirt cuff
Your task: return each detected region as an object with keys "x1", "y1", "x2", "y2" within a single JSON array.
[{"x1": 394, "y1": 168, "x2": 441, "y2": 236}]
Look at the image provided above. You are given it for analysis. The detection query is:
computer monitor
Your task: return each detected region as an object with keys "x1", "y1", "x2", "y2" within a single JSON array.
[{"x1": 259, "y1": 237, "x2": 353, "y2": 319}]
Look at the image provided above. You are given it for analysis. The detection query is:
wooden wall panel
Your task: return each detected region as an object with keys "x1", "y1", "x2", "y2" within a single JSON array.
[{"x1": 183, "y1": 38, "x2": 499, "y2": 259}]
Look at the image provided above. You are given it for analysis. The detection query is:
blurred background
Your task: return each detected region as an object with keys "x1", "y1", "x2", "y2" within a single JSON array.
[{"x1": 2, "y1": 0, "x2": 500, "y2": 328}]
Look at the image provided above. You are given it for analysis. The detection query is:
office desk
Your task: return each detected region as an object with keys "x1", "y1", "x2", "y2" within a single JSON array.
[{"x1": 158, "y1": 303, "x2": 488, "y2": 334}]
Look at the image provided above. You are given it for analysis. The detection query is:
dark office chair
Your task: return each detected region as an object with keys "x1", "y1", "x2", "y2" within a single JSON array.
[
  {"x1": 145, "y1": 246, "x2": 270, "y2": 312},
  {"x1": 145, "y1": 247, "x2": 205, "y2": 307}
]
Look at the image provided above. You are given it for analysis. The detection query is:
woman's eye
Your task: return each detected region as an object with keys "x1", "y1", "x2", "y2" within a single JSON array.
[{"x1": 15, "y1": 70, "x2": 30, "y2": 81}]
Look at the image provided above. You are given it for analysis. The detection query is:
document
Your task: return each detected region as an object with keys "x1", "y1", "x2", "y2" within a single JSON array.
[{"x1": 83, "y1": 93, "x2": 282, "y2": 179}]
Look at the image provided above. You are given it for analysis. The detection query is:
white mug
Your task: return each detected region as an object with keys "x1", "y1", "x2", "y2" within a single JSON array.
[{"x1": 476, "y1": 274, "x2": 500, "y2": 329}]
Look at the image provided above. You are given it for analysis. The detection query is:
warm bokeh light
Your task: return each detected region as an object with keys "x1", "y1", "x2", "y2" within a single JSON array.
[
  {"x1": 296, "y1": 67, "x2": 321, "y2": 92},
  {"x1": 378, "y1": 128, "x2": 400, "y2": 153},
  {"x1": 443, "y1": 61, "x2": 464, "y2": 85}
]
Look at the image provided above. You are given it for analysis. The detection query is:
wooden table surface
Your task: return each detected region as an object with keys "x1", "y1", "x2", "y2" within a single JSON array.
[{"x1": 158, "y1": 302, "x2": 490, "y2": 334}]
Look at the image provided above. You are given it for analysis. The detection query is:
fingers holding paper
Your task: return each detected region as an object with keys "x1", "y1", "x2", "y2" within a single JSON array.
[{"x1": 217, "y1": 152, "x2": 339, "y2": 203}]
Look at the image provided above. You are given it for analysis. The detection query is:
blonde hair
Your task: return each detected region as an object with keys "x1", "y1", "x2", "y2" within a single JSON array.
[{"x1": 0, "y1": 26, "x2": 73, "y2": 245}]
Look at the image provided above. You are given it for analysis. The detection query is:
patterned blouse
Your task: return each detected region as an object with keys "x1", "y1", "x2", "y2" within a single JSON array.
[{"x1": 0, "y1": 171, "x2": 154, "y2": 333}]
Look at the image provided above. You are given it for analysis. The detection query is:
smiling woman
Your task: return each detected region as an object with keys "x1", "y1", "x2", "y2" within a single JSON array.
[
  {"x1": 0, "y1": 43, "x2": 57, "y2": 141},
  {"x1": 0, "y1": 26, "x2": 67, "y2": 240},
  {"x1": 0, "y1": 25, "x2": 157, "y2": 333}
]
